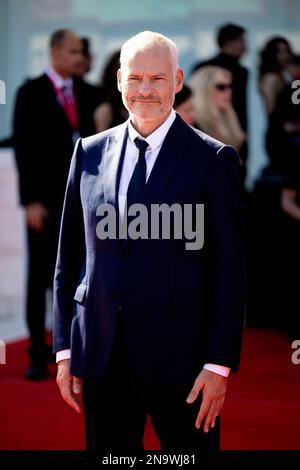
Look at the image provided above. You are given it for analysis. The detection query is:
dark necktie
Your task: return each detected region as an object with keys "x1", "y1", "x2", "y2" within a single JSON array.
[{"x1": 126, "y1": 137, "x2": 148, "y2": 209}]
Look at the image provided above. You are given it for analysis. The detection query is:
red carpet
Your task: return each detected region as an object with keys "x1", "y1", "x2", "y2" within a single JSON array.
[{"x1": 0, "y1": 327, "x2": 299, "y2": 450}]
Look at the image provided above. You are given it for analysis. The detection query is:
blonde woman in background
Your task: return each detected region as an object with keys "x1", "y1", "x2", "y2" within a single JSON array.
[{"x1": 189, "y1": 66, "x2": 245, "y2": 153}]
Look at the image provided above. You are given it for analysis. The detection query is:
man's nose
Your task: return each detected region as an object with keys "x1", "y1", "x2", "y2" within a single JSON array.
[{"x1": 138, "y1": 80, "x2": 152, "y2": 97}]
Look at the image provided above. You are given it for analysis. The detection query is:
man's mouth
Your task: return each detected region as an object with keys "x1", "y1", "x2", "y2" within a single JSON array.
[{"x1": 134, "y1": 99, "x2": 160, "y2": 103}]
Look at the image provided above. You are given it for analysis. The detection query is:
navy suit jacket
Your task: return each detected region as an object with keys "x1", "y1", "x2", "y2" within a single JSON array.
[{"x1": 53, "y1": 114, "x2": 245, "y2": 385}]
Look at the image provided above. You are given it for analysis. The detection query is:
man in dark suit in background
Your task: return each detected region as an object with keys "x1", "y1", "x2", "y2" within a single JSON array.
[
  {"x1": 13, "y1": 29, "x2": 104, "y2": 380},
  {"x1": 54, "y1": 31, "x2": 245, "y2": 456}
]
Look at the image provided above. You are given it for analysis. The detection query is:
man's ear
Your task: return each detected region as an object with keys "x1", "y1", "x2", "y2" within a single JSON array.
[
  {"x1": 117, "y1": 69, "x2": 122, "y2": 92},
  {"x1": 175, "y1": 68, "x2": 184, "y2": 93}
]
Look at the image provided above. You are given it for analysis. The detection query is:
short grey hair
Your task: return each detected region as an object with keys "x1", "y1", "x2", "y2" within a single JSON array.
[{"x1": 120, "y1": 31, "x2": 179, "y2": 70}]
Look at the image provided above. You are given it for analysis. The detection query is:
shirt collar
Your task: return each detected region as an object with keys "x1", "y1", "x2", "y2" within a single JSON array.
[
  {"x1": 46, "y1": 66, "x2": 73, "y2": 90},
  {"x1": 128, "y1": 109, "x2": 176, "y2": 152}
]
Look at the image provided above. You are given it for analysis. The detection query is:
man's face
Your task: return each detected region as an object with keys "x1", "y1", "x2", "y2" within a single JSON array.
[
  {"x1": 52, "y1": 33, "x2": 83, "y2": 77},
  {"x1": 227, "y1": 34, "x2": 247, "y2": 59},
  {"x1": 117, "y1": 45, "x2": 183, "y2": 127}
]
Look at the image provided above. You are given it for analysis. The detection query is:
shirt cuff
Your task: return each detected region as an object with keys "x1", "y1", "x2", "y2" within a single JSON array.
[
  {"x1": 203, "y1": 363, "x2": 230, "y2": 377},
  {"x1": 56, "y1": 349, "x2": 71, "y2": 363}
]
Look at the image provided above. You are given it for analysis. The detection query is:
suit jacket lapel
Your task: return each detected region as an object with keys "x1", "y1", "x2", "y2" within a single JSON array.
[
  {"x1": 140, "y1": 114, "x2": 190, "y2": 208},
  {"x1": 103, "y1": 122, "x2": 128, "y2": 210}
]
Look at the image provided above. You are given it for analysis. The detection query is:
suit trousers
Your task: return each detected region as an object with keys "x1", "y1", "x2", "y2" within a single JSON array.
[
  {"x1": 26, "y1": 212, "x2": 60, "y2": 363},
  {"x1": 82, "y1": 315, "x2": 220, "y2": 454}
]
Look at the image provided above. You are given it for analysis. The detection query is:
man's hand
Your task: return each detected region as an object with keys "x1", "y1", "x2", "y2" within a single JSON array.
[
  {"x1": 56, "y1": 359, "x2": 82, "y2": 413},
  {"x1": 26, "y1": 202, "x2": 49, "y2": 232},
  {"x1": 186, "y1": 368, "x2": 227, "y2": 432}
]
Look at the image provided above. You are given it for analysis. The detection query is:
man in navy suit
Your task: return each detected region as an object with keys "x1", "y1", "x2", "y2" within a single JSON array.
[{"x1": 53, "y1": 31, "x2": 245, "y2": 454}]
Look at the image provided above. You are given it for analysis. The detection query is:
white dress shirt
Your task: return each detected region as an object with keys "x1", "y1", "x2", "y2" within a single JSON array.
[
  {"x1": 56, "y1": 109, "x2": 230, "y2": 377},
  {"x1": 46, "y1": 67, "x2": 73, "y2": 96}
]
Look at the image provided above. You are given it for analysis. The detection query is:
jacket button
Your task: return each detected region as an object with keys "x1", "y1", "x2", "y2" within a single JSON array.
[
  {"x1": 112, "y1": 292, "x2": 120, "y2": 300},
  {"x1": 122, "y1": 251, "x2": 129, "y2": 260}
]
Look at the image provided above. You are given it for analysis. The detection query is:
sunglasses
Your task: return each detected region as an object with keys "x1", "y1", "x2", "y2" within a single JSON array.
[{"x1": 214, "y1": 83, "x2": 232, "y2": 91}]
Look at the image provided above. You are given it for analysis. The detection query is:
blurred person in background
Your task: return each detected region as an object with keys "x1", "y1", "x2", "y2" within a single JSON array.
[
  {"x1": 282, "y1": 57, "x2": 300, "y2": 134},
  {"x1": 189, "y1": 66, "x2": 245, "y2": 154},
  {"x1": 276, "y1": 57, "x2": 300, "y2": 340},
  {"x1": 13, "y1": 29, "x2": 101, "y2": 380},
  {"x1": 258, "y1": 37, "x2": 294, "y2": 174},
  {"x1": 75, "y1": 37, "x2": 93, "y2": 78},
  {"x1": 259, "y1": 37, "x2": 294, "y2": 116},
  {"x1": 94, "y1": 50, "x2": 128, "y2": 132},
  {"x1": 74, "y1": 36, "x2": 107, "y2": 118},
  {"x1": 281, "y1": 56, "x2": 300, "y2": 154},
  {"x1": 173, "y1": 83, "x2": 196, "y2": 126},
  {"x1": 281, "y1": 158, "x2": 300, "y2": 340},
  {"x1": 191, "y1": 24, "x2": 248, "y2": 138},
  {"x1": 264, "y1": 55, "x2": 300, "y2": 176}
]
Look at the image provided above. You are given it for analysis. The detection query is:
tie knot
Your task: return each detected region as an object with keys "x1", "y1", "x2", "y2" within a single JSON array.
[
  {"x1": 62, "y1": 83, "x2": 72, "y2": 97},
  {"x1": 134, "y1": 137, "x2": 148, "y2": 155}
]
